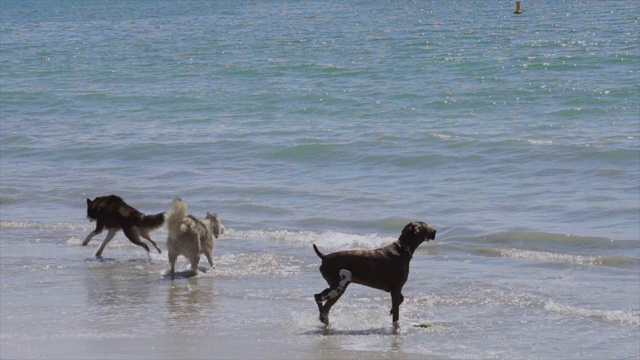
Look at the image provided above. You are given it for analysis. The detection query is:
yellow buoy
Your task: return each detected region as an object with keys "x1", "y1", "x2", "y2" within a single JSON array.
[{"x1": 514, "y1": 1, "x2": 523, "y2": 14}]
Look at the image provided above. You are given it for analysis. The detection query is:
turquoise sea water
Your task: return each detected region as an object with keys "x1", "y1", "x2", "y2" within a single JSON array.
[{"x1": 1, "y1": 1, "x2": 639, "y2": 359}]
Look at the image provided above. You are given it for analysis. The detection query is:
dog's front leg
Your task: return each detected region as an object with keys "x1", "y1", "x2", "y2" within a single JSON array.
[
  {"x1": 82, "y1": 231, "x2": 98, "y2": 246},
  {"x1": 82, "y1": 223, "x2": 104, "y2": 246},
  {"x1": 390, "y1": 290, "x2": 404, "y2": 323},
  {"x1": 204, "y1": 251, "x2": 214, "y2": 269},
  {"x1": 95, "y1": 229, "x2": 118, "y2": 258}
]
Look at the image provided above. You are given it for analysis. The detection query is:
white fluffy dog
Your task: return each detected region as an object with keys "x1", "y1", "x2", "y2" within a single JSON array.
[{"x1": 166, "y1": 198, "x2": 224, "y2": 275}]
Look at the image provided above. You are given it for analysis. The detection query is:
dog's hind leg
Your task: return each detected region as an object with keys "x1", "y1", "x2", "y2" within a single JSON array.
[
  {"x1": 95, "y1": 229, "x2": 118, "y2": 258},
  {"x1": 122, "y1": 226, "x2": 151, "y2": 254},
  {"x1": 314, "y1": 269, "x2": 352, "y2": 324},
  {"x1": 188, "y1": 253, "x2": 201, "y2": 274},
  {"x1": 317, "y1": 293, "x2": 345, "y2": 325},
  {"x1": 314, "y1": 293, "x2": 325, "y2": 322},
  {"x1": 168, "y1": 249, "x2": 178, "y2": 276},
  {"x1": 140, "y1": 230, "x2": 162, "y2": 254},
  {"x1": 390, "y1": 290, "x2": 405, "y2": 323}
]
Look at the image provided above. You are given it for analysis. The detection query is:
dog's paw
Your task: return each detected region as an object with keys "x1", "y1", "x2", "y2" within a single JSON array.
[{"x1": 319, "y1": 313, "x2": 329, "y2": 325}]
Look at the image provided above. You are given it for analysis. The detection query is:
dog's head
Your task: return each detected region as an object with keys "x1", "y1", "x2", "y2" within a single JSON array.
[
  {"x1": 206, "y1": 212, "x2": 225, "y2": 238},
  {"x1": 398, "y1": 221, "x2": 436, "y2": 254},
  {"x1": 86, "y1": 195, "x2": 120, "y2": 222},
  {"x1": 86, "y1": 198, "x2": 100, "y2": 222}
]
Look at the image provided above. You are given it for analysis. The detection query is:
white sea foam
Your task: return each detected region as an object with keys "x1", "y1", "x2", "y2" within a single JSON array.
[
  {"x1": 226, "y1": 228, "x2": 395, "y2": 250},
  {"x1": 527, "y1": 139, "x2": 553, "y2": 146},
  {"x1": 544, "y1": 300, "x2": 640, "y2": 326},
  {"x1": 214, "y1": 252, "x2": 304, "y2": 277},
  {"x1": 0, "y1": 220, "x2": 89, "y2": 230},
  {"x1": 500, "y1": 248, "x2": 602, "y2": 265}
]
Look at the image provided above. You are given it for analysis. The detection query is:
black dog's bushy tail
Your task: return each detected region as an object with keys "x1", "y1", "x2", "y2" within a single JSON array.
[
  {"x1": 140, "y1": 212, "x2": 166, "y2": 229},
  {"x1": 312, "y1": 244, "x2": 325, "y2": 259}
]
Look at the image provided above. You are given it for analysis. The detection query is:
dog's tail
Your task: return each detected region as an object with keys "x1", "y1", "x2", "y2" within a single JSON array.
[
  {"x1": 312, "y1": 244, "x2": 325, "y2": 259},
  {"x1": 139, "y1": 212, "x2": 166, "y2": 230},
  {"x1": 167, "y1": 198, "x2": 189, "y2": 239}
]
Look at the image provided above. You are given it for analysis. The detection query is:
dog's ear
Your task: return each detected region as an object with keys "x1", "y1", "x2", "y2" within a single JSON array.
[
  {"x1": 401, "y1": 222, "x2": 420, "y2": 237},
  {"x1": 86, "y1": 198, "x2": 92, "y2": 206}
]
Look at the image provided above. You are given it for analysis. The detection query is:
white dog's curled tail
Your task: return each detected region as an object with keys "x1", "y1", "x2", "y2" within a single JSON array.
[{"x1": 167, "y1": 198, "x2": 188, "y2": 239}]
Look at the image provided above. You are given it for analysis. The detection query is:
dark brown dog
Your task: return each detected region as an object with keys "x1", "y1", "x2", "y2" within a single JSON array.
[
  {"x1": 82, "y1": 195, "x2": 165, "y2": 258},
  {"x1": 312, "y1": 221, "x2": 436, "y2": 324}
]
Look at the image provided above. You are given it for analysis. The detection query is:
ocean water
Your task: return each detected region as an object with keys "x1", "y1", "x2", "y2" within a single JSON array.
[{"x1": 1, "y1": 1, "x2": 639, "y2": 359}]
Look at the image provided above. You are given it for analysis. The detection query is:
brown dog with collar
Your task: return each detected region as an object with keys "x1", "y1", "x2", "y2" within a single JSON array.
[{"x1": 312, "y1": 221, "x2": 436, "y2": 325}]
